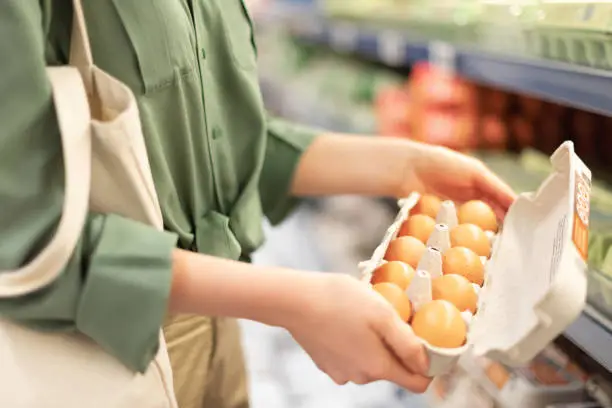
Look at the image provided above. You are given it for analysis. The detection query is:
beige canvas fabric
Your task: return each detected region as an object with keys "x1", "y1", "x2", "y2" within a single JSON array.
[
  {"x1": 163, "y1": 315, "x2": 250, "y2": 408},
  {"x1": 0, "y1": 0, "x2": 178, "y2": 406}
]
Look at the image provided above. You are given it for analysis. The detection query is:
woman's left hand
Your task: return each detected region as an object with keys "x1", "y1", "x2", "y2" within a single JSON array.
[
  {"x1": 292, "y1": 135, "x2": 516, "y2": 219},
  {"x1": 400, "y1": 143, "x2": 516, "y2": 219}
]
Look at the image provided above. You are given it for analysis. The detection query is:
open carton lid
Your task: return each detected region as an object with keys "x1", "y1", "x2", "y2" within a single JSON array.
[{"x1": 470, "y1": 141, "x2": 591, "y2": 366}]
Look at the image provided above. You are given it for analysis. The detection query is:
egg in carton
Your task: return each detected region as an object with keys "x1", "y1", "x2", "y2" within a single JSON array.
[{"x1": 359, "y1": 141, "x2": 591, "y2": 378}]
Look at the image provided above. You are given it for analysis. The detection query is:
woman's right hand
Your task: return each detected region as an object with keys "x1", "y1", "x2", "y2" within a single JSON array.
[
  {"x1": 282, "y1": 273, "x2": 432, "y2": 393},
  {"x1": 169, "y1": 251, "x2": 431, "y2": 392}
]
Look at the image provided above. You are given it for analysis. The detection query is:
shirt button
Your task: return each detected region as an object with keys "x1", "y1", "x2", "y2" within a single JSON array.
[
  {"x1": 212, "y1": 127, "x2": 222, "y2": 140},
  {"x1": 200, "y1": 48, "x2": 207, "y2": 59}
]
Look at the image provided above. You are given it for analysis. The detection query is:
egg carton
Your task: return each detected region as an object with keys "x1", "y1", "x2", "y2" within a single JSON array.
[
  {"x1": 359, "y1": 141, "x2": 591, "y2": 377},
  {"x1": 457, "y1": 351, "x2": 588, "y2": 408}
]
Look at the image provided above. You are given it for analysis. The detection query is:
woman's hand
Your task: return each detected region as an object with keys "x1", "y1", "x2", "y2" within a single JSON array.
[
  {"x1": 399, "y1": 143, "x2": 516, "y2": 219},
  {"x1": 292, "y1": 135, "x2": 515, "y2": 218},
  {"x1": 283, "y1": 274, "x2": 432, "y2": 393},
  {"x1": 170, "y1": 252, "x2": 431, "y2": 392}
]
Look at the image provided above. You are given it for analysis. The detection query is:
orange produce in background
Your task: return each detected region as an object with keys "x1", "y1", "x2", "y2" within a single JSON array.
[
  {"x1": 406, "y1": 63, "x2": 479, "y2": 151},
  {"x1": 544, "y1": 101, "x2": 566, "y2": 119},
  {"x1": 483, "y1": 88, "x2": 511, "y2": 116},
  {"x1": 375, "y1": 87, "x2": 412, "y2": 138},
  {"x1": 413, "y1": 111, "x2": 477, "y2": 151},
  {"x1": 408, "y1": 63, "x2": 478, "y2": 112},
  {"x1": 371, "y1": 261, "x2": 415, "y2": 291},
  {"x1": 408, "y1": 63, "x2": 461, "y2": 107},
  {"x1": 480, "y1": 115, "x2": 508, "y2": 150},
  {"x1": 519, "y1": 95, "x2": 544, "y2": 120},
  {"x1": 411, "y1": 300, "x2": 467, "y2": 348},
  {"x1": 399, "y1": 214, "x2": 436, "y2": 243},
  {"x1": 450, "y1": 224, "x2": 491, "y2": 257},
  {"x1": 373, "y1": 282, "x2": 413, "y2": 322},
  {"x1": 385, "y1": 236, "x2": 427, "y2": 268},
  {"x1": 510, "y1": 116, "x2": 535, "y2": 150}
]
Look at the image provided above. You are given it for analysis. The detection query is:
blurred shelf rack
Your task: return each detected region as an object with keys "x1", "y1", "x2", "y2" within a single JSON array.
[
  {"x1": 565, "y1": 305, "x2": 612, "y2": 374},
  {"x1": 259, "y1": 4, "x2": 612, "y2": 116}
]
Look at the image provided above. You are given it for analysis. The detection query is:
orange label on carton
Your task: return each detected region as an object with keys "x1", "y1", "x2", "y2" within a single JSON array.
[{"x1": 572, "y1": 171, "x2": 591, "y2": 261}]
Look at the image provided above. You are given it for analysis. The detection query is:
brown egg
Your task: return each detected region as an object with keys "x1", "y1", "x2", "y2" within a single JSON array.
[
  {"x1": 373, "y1": 282, "x2": 413, "y2": 322},
  {"x1": 411, "y1": 300, "x2": 467, "y2": 348},
  {"x1": 442, "y1": 247, "x2": 485, "y2": 286},
  {"x1": 457, "y1": 200, "x2": 498, "y2": 232},
  {"x1": 385, "y1": 236, "x2": 427, "y2": 269},
  {"x1": 398, "y1": 214, "x2": 436, "y2": 243},
  {"x1": 432, "y1": 274, "x2": 478, "y2": 313},
  {"x1": 450, "y1": 224, "x2": 491, "y2": 257},
  {"x1": 371, "y1": 261, "x2": 415, "y2": 291},
  {"x1": 486, "y1": 362, "x2": 510, "y2": 390},
  {"x1": 413, "y1": 195, "x2": 442, "y2": 218}
]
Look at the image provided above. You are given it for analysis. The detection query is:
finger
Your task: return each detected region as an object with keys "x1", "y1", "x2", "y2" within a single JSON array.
[
  {"x1": 332, "y1": 377, "x2": 349, "y2": 386},
  {"x1": 382, "y1": 355, "x2": 432, "y2": 394},
  {"x1": 476, "y1": 167, "x2": 516, "y2": 219},
  {"x1": 381, "y1": 315, "x2": 429, "y2": 376},
  {"x1": 326, "y1": 369, "x2": 349, "y2": 386}
]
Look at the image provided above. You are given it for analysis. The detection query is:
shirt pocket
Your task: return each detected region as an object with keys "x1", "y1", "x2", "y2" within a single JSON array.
[
  {"x1": 221, "y1": 0, "x2": 258, "y2": 70},
  {"x1": 112, "y1": 0, "x2": 196, "y2": 94}
]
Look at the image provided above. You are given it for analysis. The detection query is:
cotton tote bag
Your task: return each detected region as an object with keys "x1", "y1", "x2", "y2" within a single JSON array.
[{"x1": 0, "y1": 0, "x2": 178, "y2": 406}]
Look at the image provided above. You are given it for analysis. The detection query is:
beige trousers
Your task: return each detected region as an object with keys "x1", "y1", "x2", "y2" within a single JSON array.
[{"x1": 163, "y1": 315, "x2": 250, "y2": 408}]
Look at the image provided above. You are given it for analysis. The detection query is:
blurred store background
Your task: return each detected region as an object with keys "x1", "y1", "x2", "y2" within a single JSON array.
[{"x1": 240, "y1": 0, "x2": 612, "y2": 407}]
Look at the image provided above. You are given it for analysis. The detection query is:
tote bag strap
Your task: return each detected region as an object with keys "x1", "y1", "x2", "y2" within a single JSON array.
[
  {"x1": 0, "y1": 1, "x2": 93, "y2": 297},
  {"x1": 69, "y1": 0, "x2": 94, "y2": 90}
]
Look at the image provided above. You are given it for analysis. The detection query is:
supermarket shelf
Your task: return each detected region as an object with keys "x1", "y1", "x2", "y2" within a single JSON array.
[
  {"x1": 565, "y1": 305, "x2": 612, "y2": 374},
  {"x1": 263, "y1": 7, "x2": 612, "y2": 116},
  {"x1": 456, "y1": 51, "x2": 612, "y2": 117}
]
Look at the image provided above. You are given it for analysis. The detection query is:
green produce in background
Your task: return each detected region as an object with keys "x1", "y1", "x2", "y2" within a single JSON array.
[{"x1": 533, "y1": 1, "x2": 612, "y2": 69}]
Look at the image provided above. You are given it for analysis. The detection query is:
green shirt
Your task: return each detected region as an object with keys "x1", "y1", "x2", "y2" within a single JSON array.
[{"x1": 0, "y1": 0, "x2": 318, "y2": 373}]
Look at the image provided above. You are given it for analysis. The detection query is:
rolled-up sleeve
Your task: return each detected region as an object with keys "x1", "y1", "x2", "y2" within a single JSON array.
[
  {"x1": 0, "y1": 1, "x2": 177, "y2": 373},
  {"x1": 260, "y1": 116, "x2": 321, "y2": 224}
]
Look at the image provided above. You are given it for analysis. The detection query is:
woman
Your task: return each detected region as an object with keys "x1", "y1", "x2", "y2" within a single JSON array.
[{"x1": 0, "y1": 1, "x2": 515, "y2": 407}]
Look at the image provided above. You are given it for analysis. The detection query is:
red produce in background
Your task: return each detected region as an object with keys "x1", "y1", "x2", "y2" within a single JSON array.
[
  {"x1": 375, "y1": 87, "x2": 412, "y2": 138},
  {"x1": 376, "y1": 62, "x2": 479, "y2": 150}
]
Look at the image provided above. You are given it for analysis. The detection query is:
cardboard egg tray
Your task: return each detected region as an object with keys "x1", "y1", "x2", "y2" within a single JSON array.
[
  {"x1": 358, "y1": 192, "x2": 490, "y2": 376},
  {"x1": 358, "y1": 141, "x2": 592, "y2": 377}
]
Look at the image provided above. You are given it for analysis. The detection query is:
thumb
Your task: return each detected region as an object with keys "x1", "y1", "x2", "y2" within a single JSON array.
[
  {"x1": 382, "y1": 354, "x2": 433, "y2": 394},
  {"x1": 475, "y1": 164, "x2": 516, "y2": 219},
  {"x1": 381, "y1": 315, "x2": 430, "y2": 376}
]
